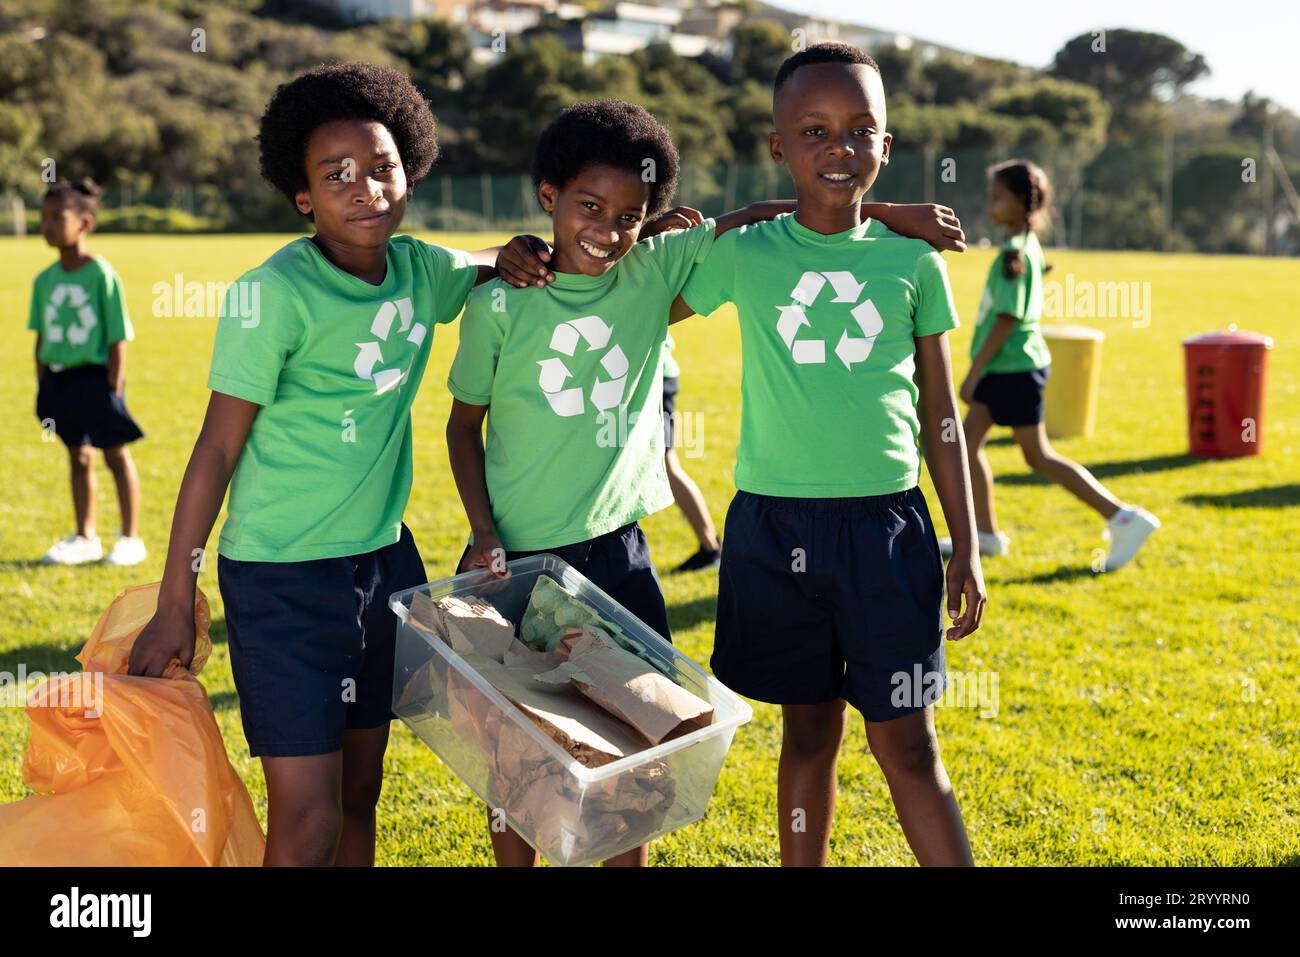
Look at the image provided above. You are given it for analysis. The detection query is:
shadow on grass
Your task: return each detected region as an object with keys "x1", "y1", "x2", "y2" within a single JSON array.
[
  {"x1": 1001, "y1": 564, "x2": 1101, "y2": 585},
  {"x1": 0, "y1": 643, "x2": 83, "y2": 674},
  {"x1": 0, "y1": 620, "x2": 225, "y2": 682},
  {"x1": 998, "y1": 452, "x2": 1204, "y2": 486},
  {"x1": 209, "y1": 689, "x2": 239, "y2": 713},
  {"x1": 668, "y1": 594, "x2": 718, "y2": 633},
  {"x1": 1182, "y1": 484, "x2": 1300, "y2": 509}
]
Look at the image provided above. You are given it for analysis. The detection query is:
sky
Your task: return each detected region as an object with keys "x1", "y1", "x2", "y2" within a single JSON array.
[{"x1": 774, "y1": 0, "x2": 1300, "y2": 113}]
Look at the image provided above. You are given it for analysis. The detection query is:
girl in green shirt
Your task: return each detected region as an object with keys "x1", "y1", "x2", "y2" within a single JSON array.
[
  {"x1": 127, "y1": 63, "x2": 551, "y2": 868},
  {"x1": 947, "y1": 159, "x2": 1159, "y2": 570}
]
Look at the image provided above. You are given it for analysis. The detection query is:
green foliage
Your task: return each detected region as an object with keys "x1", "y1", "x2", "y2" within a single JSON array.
[
  {"x1": 988, "y1": 77, "x2": 1109, "y2": 151},
  {"x1": 1051, "y1": 28, "x2": 1209, "y2": 134},
  {"x1": 921, "y1": 54, "x2": 1024, "y2": 106},
  {"x1": 1172, "y1": 148, "x2": 1269, "y2": 253},
  {"x1": 0, "y1": 1, "x2": 1292, "y2": 255},
  {"x1": 728, "y1": 18, "x2": 790, "y2": 86}
]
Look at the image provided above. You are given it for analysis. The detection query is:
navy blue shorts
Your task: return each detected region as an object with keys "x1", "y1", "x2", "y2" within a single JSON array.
[
  {"x1": 662, "y1": 376, "x2": 679, "y2": 450},
  {"x1": 972, "y1": 366, "x2": 1050, "y2": 427},
  {"x1": 218, "y1": 523, "x2": 427, "y2": 757},
  {"x1": 713, "y1": 487, "x2": 946, "y2": 722},
  {"x1": 35, "y1": 363, "x2": 144, "y2": 449},
  {"x1": 459, "y1": 522, "x2": 671, "y2": 643}
]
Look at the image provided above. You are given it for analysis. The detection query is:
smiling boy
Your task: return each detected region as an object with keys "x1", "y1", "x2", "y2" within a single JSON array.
[{"x1": 678, "y1": 44, "x2": 986, "y2": 866}]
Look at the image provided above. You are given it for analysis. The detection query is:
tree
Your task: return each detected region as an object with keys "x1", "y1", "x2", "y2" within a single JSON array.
[
  {"x1": 873, "y1": 42, "x2": 930, "y2": 102},
  {"x1": 1230, "y1": 92, "x2": 1276, "y2": 140},
  {"x1": 1050, "y1": 29, "x2": 1207, "y2": 133},
  {"x1": 729, "y1": 19, "x2": 791, "y2": 86},
  {"x1": 988, "y1": 76, "x2": 1109, "y2": 151},
  {"x1": 0, "y1": 103, "x2": 43, "y2": 194}
]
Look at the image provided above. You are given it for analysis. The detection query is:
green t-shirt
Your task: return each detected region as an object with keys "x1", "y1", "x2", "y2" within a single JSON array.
[
  {"x1": 208, "y1": 235, "x2": 478, "y2": 562},
  {"x1": 970, "y1": 231, "x2": 1052, "y2": 374},
  {"x1": 28, "y1": 256, "x2": 133, "y2": 370},
  {"x1": 682, "y1": 214, "x2": 959, "y2": 497},
  {"x1": 448, "y1": 220, "x2": 716, "y2": 551},
  {"x1": 662, "y1": 330, "x2": 680, "y2": 379}
]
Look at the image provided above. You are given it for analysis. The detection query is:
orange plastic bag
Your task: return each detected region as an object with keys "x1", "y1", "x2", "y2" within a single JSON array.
[{"x1": 0, "y1": 582, "x2": 265, "y2": 866}]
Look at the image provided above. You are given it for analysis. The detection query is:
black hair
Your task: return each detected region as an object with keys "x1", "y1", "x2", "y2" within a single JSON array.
[
  {"x1": 990, "y1": 158, "x2": 1054, "y2": 278},
  {"x1": 43, "y1": 177, "x2": 101, "y2": 217},
  {"x1": 531, "y1": 99, "x2": 680, "y2": 218},
  {"x1": 774, "y1": 43, "x2": 880, "y2": 95},
  {"x1": 257, "y1": 62, "x2": 439, "y2": 213}
]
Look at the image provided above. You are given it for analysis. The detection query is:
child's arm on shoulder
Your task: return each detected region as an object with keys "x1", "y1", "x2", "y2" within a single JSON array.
[
  {"x1": 446, "y1": 399, "x2": 507, "y2": 578},
  {"x1": 107, "y1": 340, "x2": 126, "y2": 395},
  {"x1": 652, "y1": 200, "x2": 964, "y2": 325},
  {"x1": 865, "y1": 203, "x2": 966, "y2": 251},
  {"x1": 959, "y1": 314, "x2": 1020, "y2": 404},
  {"x1": 459, "y1": 237, "x2": 558, "y2": 290},
  {"x1": 650, "y1": 201, "x2": 965, "y2": 250},
  {"x1": 128, "y1": 392, "x2": 260, "y2": 677},
  {"x1": 915, "y1": 332, "x2": 986, "y2": 641}
]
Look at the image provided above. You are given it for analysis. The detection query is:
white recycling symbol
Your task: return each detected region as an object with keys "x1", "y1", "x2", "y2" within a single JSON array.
[
  {"x1": 776, "y1": 270, "x2": 884, "y2": 370},
  {"x1": 353, "y1": 297, "x2": 427, "y2": 394},
  {"x1": 537, "y1": 314, "x2": 627, "y2": 417},
  {"x1": 44, "y1": 283, "x2": 98, "y2": 346}
]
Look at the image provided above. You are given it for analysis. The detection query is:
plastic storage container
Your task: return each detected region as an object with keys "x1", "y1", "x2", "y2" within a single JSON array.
[
  {"x1": 1183, "y1": 328, "x2": 1273, "y2": 458},
  {"x1": 389, "y1": 555, "x2": 752, "y2": 866},
  {"x1": 1041, "y1": 324, "x2": 1105, "y2": 439}
]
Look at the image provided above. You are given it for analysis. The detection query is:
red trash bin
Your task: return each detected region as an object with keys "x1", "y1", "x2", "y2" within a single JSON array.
[{"x1": 1182, "y1": 328, "x2": 1274, "y2": 458}]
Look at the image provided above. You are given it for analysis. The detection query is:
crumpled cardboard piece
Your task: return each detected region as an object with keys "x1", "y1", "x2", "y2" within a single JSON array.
[
  {"x1": 411, "y1": 589, "x2": 679, "y2": 863},
  {"x1": 0, "y1": 582, "x2": 266, "y2": 866},
  {"x1": 536, "y1": 626, "x2": 714, "y2": 745},
  {"x1": 409, "y1": 591, "x2": 515, "y2": 661}
]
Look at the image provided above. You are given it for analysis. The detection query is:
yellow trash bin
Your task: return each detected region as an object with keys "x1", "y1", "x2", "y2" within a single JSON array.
[{"x1": 1041, "y1": 324, "x2": 1104, "y2": 439}]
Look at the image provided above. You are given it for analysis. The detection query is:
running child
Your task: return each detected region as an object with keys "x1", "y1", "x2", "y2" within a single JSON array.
[
  {"x1": 127, "y1": 63, "x2": 550, "y2": 866},
  {"x1": 678, "y1": 44, "x2": 984, "y2": 866},
  {"x1": 31, "y1": 178, "x2": 146, "y2": 566},
  {"x1": 939, "y1": 159, "x2": 1159, "y2": 570}
]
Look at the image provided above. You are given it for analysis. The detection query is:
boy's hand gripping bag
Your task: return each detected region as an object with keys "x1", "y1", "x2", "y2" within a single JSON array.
[{"x1": 0, "y1": 582, "x2": 266, "y2": 866}]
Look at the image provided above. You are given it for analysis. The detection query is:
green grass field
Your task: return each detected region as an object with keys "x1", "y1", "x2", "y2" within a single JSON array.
[{"x1": 2, "y1": 232, "x2": 1297, "y2": 866}]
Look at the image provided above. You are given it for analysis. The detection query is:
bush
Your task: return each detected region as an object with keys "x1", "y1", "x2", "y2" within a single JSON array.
[{"x1": 23, "y1": 205, "x2": 222, "y2": 233}]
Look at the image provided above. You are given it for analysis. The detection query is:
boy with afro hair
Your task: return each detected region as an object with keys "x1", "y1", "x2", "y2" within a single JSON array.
[
  {"x1": 130, "y1": 63, "x2": 550, "y2": 866},
  {"x1": 446, "y1": 97, "x2": 965, "y2": 866}
]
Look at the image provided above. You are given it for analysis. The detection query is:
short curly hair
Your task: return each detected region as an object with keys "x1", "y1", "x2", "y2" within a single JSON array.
[
  {"x1": 774, "y1": 43, "x2": 880, "y2": 94},
  {"x1": 257, "y1": 63, "x2": 439, "y2": 212},
  {"x1": 531, "y1": 99, "x2": 679, "y2": 218}
]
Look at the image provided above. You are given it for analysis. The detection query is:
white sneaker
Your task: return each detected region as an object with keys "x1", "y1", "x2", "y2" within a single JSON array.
[
  {"x1": 41, "y1": 533, "x2": 104, "y2": 565},
  {"x1": 1102, "y1": 506, "x2": 1159, "y2": 571},
  {"x1": 105, "y1": 534, "x2": 147, "y2": 566},
  {"x1": 938, "y1": 530, "x2": 1010, "y2": 558}
]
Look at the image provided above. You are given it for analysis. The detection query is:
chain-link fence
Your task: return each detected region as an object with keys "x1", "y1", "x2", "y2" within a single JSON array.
[{"x1": 6, "y1": 134, "x2": 1298, "y2": 254}]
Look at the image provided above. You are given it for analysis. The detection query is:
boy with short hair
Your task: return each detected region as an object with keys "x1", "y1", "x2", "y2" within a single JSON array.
[
  {"x1": 31, "y1": 178, "x2": 146, "y2": 566},
  {"x1": 678, "y1": 44, "x2": 986, "y2": 866}
]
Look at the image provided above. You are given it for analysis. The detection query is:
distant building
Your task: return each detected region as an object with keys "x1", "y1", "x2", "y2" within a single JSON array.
[
  {"x1": 328, "y1": 0, "x2": 451, "y2": 21},
  {"x1": 322, "y1": 0, "x2": 951, "y2": 64},
  {"x1": 539, "y1": 2, "x2": 722, "y2": 62}
]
